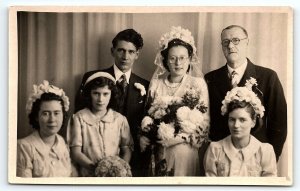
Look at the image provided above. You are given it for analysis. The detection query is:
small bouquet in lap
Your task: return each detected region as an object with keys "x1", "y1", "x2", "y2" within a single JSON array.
[{"x1": 95, "y1": 156, "x2": 132, "y2": 177}]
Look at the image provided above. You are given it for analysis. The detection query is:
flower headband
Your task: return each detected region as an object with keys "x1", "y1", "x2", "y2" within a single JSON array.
[
  {"x1": 153, "y1": 26, "x2": 202, "y2": 77},
  {"x1": 26, "y1": 80, "x2": 70, "y2": 114},
  {"x1": 84, "y1": 72, "x2": 116, "y2": 87},
  {"x1": 158, "y1": 26, "x2": 197, "y2": 54},
  {"x1": 221, "y1": 77, "x2": 265, "y2": 118}
]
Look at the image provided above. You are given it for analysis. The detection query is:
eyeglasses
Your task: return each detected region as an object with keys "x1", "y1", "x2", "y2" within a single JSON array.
[
  {"x1": 168, "y1": 56, "x2": 189, "y2": 64},
  {"x1": 221, "y1": 37, "x2": 247, "y2": 47}
]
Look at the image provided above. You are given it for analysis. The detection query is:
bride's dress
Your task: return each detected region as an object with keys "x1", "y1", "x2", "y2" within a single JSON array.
[{"x1": 148, "y1": 74, "x2": 210, "y2": 176}]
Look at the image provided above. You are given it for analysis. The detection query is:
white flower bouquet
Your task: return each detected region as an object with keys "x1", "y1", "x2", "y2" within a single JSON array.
[
  {"x1": 141, "y1": 87, "x2": 209, "y2": 147},
  {"x1": 95, "y1": 156, "x2": 132, "y2": 177}
]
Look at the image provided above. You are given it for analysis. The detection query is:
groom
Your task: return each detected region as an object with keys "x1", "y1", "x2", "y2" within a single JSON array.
[
  {"x1": 205, "y1": 25, "x2": 287, "y2": 161},
  {"x1": 75, "y1": 29, "x2": 149, "y2": 176}
]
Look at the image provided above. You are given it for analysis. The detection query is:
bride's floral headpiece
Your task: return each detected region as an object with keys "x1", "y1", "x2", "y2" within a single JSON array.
[
  {"x1": 26, "y1": 80, "x2": 70, "y2": 114},
  {"x1": 158, "y1": 26, "x2": 197, "y2": 54},
  {"x1": 221, "y1": 77, "x2": 265, "y2": 118},
  {"x1": 153, "y1": 26, "x2": 202, "y2": 78}
]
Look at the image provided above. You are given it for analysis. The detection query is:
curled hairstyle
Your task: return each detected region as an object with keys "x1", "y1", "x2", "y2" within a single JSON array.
[
  {"x1": 112, "y1": 29, "x2": 144, "y2": 50},
  {"x1": 82, "y1": 77, "x2": 119, "y2": 111},
  {"x1": 28, "y1": 93, "x2": 67, "y2": 130},
  {"x1": 227, "y1": 100, "x2": 256, "y2": 120},
  {"x1": 161, "y1": 38, "x2": 193, "y2": 72}
]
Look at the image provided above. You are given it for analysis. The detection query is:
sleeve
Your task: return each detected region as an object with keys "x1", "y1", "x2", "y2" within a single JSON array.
[
  {"x1": 260, "y1": 144, "x2": 278, "y2": 177},
  {"x1": 203, "y1": 142, "x2": 219, "y2": 177},
  {"x1": 119, "y1": 115, "x2": 134, "y2": 151},
  {"x1": 145, "y1": 78, "x2": 158, "y2": 111},
  {"x1": 16, "y1": 140, "x2": 33, "y2": 177},
  {"x1": 198, "y1": 77, "x2": 211, "y2": 128},
  {"x1": 265, "y1": 72, "x2": 287, "y2": 160},
  {"x1": 66, "y1": 114, "x2": 83, "y2": 147}
]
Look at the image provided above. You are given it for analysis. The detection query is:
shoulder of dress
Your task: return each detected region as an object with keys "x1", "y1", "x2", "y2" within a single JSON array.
[
  {"x1": 17, "y1": 132, "x2": 37, "y2": 145},
  {"x1": 56, "y1": 134, "x2": 67, "y2": 143},
  {"x1": 17, "y1": 133, "x2": 38, "y2": 153},
  {"x1": 259, "y1": 142, "x2": 275, "y2": 152},
  {"x1": 149, "y1": 78, "x2": 163, "y2": 90},
  {"x1": 73, "y1": 108, "x2": 96, "y2": 125}
]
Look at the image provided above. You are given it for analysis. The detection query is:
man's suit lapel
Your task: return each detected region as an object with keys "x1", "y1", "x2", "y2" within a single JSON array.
[
  {"x1": 216, "y1": 65, "x2": 232, "y2": 94},
  {"x1": 126, "y1": 73, "x2": 139, "y2": 114},
  {"x1": 238, "y1": 59, "x2": 257, "y2": 86}
]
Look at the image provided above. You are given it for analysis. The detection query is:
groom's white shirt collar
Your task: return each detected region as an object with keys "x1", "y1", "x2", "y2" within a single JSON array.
[{"x1": 113, "y1": 64, "x2": 131, "y2": 83}]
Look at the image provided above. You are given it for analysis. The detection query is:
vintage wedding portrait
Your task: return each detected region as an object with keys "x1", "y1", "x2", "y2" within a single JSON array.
[{"x1": 8, "y1": 6, "x2": 292, "y2": 185}]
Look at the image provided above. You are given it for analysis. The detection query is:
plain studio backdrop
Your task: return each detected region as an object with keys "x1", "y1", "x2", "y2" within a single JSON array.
[{"x1": 16, "y1": 11, "x2": 289, "y2": 177}]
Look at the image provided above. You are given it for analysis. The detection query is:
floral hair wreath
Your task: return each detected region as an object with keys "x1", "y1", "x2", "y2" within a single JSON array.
[
  {"x1": 153, "y1": 26, "x2": 202, "y2": 77},
  {"x1": 25, "y1": 80, "x2": 70, "y2": 114},
  {"x1": 221, "y1": 77, "x2": 265, "y2": 118}
]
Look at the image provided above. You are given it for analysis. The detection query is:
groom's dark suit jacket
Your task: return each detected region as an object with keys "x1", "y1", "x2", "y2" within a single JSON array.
[
  {"x1": 204, "y1": 58, "x2": 287, "y2": 160},
  {"x1": 75, "y1": 66, "x2": 149, "y2": 176}
]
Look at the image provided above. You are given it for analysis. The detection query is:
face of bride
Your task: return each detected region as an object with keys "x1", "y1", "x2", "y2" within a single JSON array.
[{"x1": 167, "y1": 46, "x2": 190, "y2": 78}]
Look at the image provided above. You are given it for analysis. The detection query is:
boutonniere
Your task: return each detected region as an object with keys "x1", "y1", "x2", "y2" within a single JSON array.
[
  {"x1": 134, "y1": 83, "x2": 146, "y2": 96},
  {"x1": 245, "y1": 77, "x2": 263, "y2": 96}
]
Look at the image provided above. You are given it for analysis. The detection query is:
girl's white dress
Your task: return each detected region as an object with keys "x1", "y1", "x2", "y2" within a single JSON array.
[
  {"x1": 148, "y1": 74, "x2": 209, "y2": 176},
  {"x1": 67, "y1": 108, "x2": 133, "y2": 176},
  {"x1": 204, "y1": 135, "x2": 277, "y2": 176}
]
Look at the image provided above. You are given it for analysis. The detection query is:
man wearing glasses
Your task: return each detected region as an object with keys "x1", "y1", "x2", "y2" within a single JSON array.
[{"x1": 204, "y1": 25, "x2": 287, "y2": 161}]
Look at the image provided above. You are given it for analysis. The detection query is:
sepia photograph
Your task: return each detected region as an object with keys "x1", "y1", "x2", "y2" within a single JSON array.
[{"x1": 8, "y1": 6, "x2": 293, "y2": 185}]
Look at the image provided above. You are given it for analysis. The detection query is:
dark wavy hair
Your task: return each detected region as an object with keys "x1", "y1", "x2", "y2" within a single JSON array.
[
  {"x1": 112, "y1": 29, "x2": 144, "y2": 50},
  {"x1": 28, "y1": 92, "x2": 67, "y2": 130},
  {"x1": 161, "y1": 38, "x2": 193, "y2": 72},
  {"x1": 82, "y1": 77, "x2": 119, "y2": 111},
  {"x1": 227, "y1": 100, "x2": 259, "y2": 132},
  {"x1": 227, "y1": 100, "x2": 256, "y2": 120}
]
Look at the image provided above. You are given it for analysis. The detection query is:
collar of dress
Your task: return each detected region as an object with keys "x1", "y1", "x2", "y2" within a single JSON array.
[
  {"x1": 28, "y1": 131, "x2": 64, "y2": 160},
  {"x1": 78, "y1": 108, "x2": 115, "y2": 125},
  {"x1": 222, "y1": 135, "x2": 261, "y2": 161}
]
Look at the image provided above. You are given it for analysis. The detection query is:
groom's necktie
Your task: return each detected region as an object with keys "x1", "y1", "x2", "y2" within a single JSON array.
[
  {"x1": 117, "y1": 74, "x2": 128, "y2": 114},
  {"x1": 230, "y1": 70, "x2": 238, "y2": 88},
  {"x1": 118, "y1": 74, "x2": 128, "y2": 94}
]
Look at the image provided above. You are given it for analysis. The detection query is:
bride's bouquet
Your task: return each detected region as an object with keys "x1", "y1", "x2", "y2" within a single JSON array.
[
  {"x1": 95, "y1": 156, "x2": 132, "y2": 177},
  {"x1": 141, "y1": 87, "x2": 209, "y2": 147}
]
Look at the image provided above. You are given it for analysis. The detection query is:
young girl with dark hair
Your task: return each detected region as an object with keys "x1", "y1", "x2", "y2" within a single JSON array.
[{"x1": 67, "y1": 72, "x2": 133, "y2": 177}]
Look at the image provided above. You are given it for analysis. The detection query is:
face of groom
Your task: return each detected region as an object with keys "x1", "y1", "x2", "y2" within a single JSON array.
[{"x1": 111, "y1": 40, "x2": 139, "y2": 73}]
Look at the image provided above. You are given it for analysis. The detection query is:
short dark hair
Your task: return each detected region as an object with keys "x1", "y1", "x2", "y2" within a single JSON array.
[
  {"x1": 221, "y1": 25, "x2": 248, "y2": 38},
  {"x1": 28, "y1": 93, "x2": 67, "y2": 130},
  {"x1": 112, "y1": 29, "x2": 144, "y2": 50},
  {"x1": 161, "y1": 38, "x2": 193, "y2": 71},
  {"x1": 82, "y1": 77, "x2": 120, "y2": 111},
  {"x1": 227, "y1": 100, "x2": 256, "y2": 120}
]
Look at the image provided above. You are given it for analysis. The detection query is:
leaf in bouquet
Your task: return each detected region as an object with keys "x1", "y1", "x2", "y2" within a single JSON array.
[
  {"x1": 196, "y1": 101, "x2": 208, "y2": 113},
  {"x1": 182, "y1": 90, "x2": 201, "y2": 109}
]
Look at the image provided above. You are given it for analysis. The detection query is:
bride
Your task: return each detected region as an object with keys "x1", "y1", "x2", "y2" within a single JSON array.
[{"x1": 140, "y1": 26, "x2": 210, "y2": 176}]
